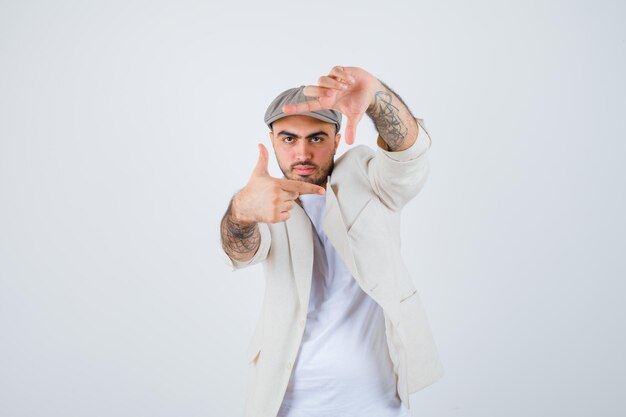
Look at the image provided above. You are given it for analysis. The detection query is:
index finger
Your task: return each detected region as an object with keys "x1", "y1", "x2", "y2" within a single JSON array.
[{"x1": 279, "y1": 178, "x2": 326, "y2": 195}]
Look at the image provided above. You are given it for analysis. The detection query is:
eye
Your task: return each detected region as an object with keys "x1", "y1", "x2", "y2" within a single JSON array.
[
  {"x1": 283, "y1": 136, "x2": 294, "y2": 143},
  {"x1": 310, "y1": 136, "x2": 323, "y2": 143}
]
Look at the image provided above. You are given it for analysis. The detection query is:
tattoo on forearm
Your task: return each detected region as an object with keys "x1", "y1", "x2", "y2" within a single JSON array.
[
  {"x1": 367, "y1": 81, "x2": 416, "y2": 151},
  {"x1": 367, "y1": 91, "x2": 407, "y2": 150},
  {"x1": 220, "y1": 201, "x2": 260, "y2": 256}
]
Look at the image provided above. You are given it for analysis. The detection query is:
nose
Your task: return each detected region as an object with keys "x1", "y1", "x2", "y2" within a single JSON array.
[{"x1": 294, "y1": 139, "x2": 313, "y2": 162}]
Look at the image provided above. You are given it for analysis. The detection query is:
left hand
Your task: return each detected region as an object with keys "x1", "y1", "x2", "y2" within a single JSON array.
[{"x1": 282, "y1": 66, "x2": 382, "y2": 146}]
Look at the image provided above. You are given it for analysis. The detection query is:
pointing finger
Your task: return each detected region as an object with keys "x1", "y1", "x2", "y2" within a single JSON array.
[{"x1": 279, "y1": 178, "x2": 326, "y2": 195}]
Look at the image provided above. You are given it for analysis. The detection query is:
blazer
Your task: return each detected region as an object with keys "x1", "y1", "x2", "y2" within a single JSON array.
[{"x1": 221, "y1": 117, "x2": 444, "y2": 417}]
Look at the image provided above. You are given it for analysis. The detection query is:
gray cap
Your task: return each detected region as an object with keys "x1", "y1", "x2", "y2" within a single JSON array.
[{"x1": 264, "y1": 85, "x2": 342, "y2": 132}]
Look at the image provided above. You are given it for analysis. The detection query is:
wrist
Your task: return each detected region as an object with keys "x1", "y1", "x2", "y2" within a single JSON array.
[
  {"x1": 230, "y1": 192, "x2": 256, "y2": 226},
  {"x1": 366, "y1": 78, "x2": 385, "y2": 114}
]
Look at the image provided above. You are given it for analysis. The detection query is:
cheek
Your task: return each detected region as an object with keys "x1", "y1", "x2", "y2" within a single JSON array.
[
  {"x1": 314, "y1": 148, "x2": 335, "y2": 165},
  {"x1": 274, "y1": 148, "x2": 292, "y2": 165}
]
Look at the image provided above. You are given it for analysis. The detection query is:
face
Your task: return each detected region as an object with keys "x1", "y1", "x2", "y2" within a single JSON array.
[{"x1": 270, "y1": 115, "x2": 341, "y2": 188}]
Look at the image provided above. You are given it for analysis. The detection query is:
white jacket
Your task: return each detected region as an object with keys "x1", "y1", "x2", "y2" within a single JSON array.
[{"x1": 221, "y1": 118, "x2": 444, "y2": 417}]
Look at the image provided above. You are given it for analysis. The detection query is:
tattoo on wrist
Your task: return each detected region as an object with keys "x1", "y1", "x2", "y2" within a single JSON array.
[{"x1": 221, "y1": 201, "x2": 260, "y2": 255}]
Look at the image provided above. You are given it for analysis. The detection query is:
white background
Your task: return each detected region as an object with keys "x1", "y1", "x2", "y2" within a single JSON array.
[{"x1": 1, "y1": 1, "x2": 624, "y2": 416}]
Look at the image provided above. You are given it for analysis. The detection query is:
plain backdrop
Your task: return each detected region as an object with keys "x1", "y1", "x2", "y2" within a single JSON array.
[{"x1": 1, "y1": 1, "x2": 625, "y2": 416}]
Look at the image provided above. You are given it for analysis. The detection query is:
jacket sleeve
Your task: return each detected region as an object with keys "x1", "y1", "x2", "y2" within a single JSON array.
[
  {"x1": 366, "y1": 117, "x2": 432, "y2": 211},
  {"x1": 220, "y1": 222, "x2": 271, "y2": 272}
]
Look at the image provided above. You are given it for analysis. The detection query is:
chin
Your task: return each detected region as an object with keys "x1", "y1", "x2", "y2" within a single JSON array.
[
  {"x1": 290, "y1": 172, "x2": 325, "y2": 186},
  {"x1": 308, "y1": 176, "x2": 328, "y2": 187}
]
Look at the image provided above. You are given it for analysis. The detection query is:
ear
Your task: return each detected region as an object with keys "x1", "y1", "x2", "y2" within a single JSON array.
[{"x1": 334, "y1": 133, "x2": 341, "y2": 150}]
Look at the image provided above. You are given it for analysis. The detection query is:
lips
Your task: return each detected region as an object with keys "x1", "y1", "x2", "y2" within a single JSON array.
[{"x1": 293, "y1": 165, "x2": 316, "y2": 175}]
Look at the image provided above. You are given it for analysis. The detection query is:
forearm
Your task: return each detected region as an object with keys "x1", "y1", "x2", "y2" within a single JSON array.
[
  {"x1": 220, "y1": 195, "x2": 260, "y2": 263},
  {"x1": 366, "y1": 80, "x2": 419, "y2": 152}
]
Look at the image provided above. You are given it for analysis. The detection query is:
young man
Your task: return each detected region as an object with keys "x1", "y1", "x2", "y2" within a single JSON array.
[{"x1": 220, "y1": 66, "x2": 443, "y2": 417}]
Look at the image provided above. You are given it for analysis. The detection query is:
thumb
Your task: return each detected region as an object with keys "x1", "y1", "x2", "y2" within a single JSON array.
[
  {"x1": 253, "y1": 143, "x2": 269, "y2": 176},
  {"x1": 344, "y1": 113, "x2": 363, "y2": 145}
]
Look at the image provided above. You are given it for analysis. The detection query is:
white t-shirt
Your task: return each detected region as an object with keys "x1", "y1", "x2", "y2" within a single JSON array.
[{"x1": 277, "y1": 193, "x2": 410, "y2": 417}]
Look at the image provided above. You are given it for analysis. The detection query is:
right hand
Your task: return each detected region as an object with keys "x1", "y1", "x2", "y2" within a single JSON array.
[{"x1": 231, "y1": 144, "x2": 326, "y2": 224}]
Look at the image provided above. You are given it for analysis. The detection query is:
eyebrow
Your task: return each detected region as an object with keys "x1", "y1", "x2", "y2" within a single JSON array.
[{"x1": 277, "y1": 130, "x2": 329, "y2": 139}]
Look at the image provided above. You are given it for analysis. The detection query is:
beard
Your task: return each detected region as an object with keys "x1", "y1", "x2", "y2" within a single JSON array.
[{"x1": 278, "y1": 158, "x2": 335, "y2": 187}]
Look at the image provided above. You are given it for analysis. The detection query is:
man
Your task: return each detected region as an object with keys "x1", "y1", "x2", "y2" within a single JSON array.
[{"x1": 220, "y1": 66, "x2": 443, "y2": 417}]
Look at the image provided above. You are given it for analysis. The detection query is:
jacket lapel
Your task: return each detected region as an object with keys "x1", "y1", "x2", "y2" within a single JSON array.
[
  {"x1": 322, "y1": 174, "x2": 361, "y2": 282},
  {"x1": 323, "y1": 175, "x2": 384, "y2": 311},
  {"x1": 285, "y1": 203, "x2": 314, "y2": 309}
]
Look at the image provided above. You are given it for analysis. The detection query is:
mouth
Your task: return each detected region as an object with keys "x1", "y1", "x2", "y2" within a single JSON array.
[{"x1": 292, "y1": 165, "x2": 316, "y2": 176}]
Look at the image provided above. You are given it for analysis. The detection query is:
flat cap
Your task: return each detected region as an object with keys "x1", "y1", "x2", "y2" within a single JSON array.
[{"x1": 264, "y1": 85, "x2": 342, "y2": 132}]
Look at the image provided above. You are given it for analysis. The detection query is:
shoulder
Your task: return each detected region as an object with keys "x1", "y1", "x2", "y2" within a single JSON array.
[
  {"x1": 330, "y1": 145, "x2": 377, "y2": 200},
  {"x1": 333, "y1": 144, "x2": 376, "y2": 177},
  {"x1": 336, "y1": 144, "x2": 375, "y2": 163}
]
